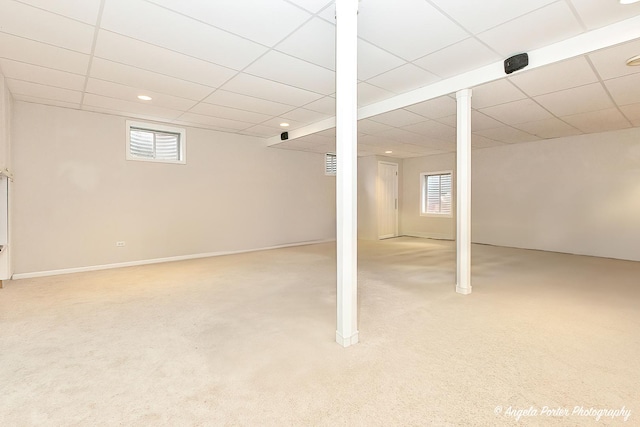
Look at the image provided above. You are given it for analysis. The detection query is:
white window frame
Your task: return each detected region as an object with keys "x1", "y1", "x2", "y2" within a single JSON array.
[
  {"x1": 126, "y1": 120, "x2": 186, "y2": 164},
  {"x1": 420, "y1": 170, "x2": 453, "y2": 218},
  {"x1": 325, "y1": 153, "x2": 337, "y2": 176}
]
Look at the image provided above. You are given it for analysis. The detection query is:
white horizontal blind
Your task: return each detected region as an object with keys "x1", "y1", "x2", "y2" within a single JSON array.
[
  {"x1": 325, "y1": 153, "x2": 337, "y2": 175},
  {"x1": 130, "y1": 127, "x2": 181, "y2": 161},
  {"x1": 424, "y1": 173, "x2": 452, "y2": 214}
]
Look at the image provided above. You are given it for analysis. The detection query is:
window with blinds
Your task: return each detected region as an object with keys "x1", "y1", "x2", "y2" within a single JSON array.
[
  {"x1": 421, "y1": 171, "x2": 452, "y2": 216},
  {"x1": 126, "y1": 121, "x2": 186, "y2": 164},
  {"x1": 325, "y1": 153, "x2": 337, "y2": 176}
]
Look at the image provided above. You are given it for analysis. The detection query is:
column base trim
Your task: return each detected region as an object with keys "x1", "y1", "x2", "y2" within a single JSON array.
[
  {"x1": 456, "y1": 285, "x2": 472, "y2": 295},
  {"x1": 336, "y1": 331, "x2": 359, "y2": 347}
]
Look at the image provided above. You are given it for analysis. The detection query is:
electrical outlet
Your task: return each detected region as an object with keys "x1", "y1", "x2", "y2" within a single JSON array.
[{"x1": 116, "y1": 241, "x2": 126, "y2": 247}]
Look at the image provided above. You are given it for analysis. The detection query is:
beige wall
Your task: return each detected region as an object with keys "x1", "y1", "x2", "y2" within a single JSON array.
[
  {"x1": 12, "y1": 102, "x2": 336, "y2": 274},
  {"x1": 358, "y1": 155, "x2": 402, "y2": 240},
  {"x1": 472, "y1": 127, "x2": 640, "y2": 261},
  {"x1": 401, "y1": 152, "x2": 456, "y2": 240},
  {"x1": 401, "y1": 127, "x2": 640, "y2": 261}
]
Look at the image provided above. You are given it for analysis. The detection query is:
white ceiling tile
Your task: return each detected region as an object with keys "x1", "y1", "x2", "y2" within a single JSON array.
[
  {"x1": 620, "y1": 103, "x2": 640, "y2": 127},
  {"x1": 359, "y1": 135, "x2": 393, "y2": 146},
  {"x1": 189, "y1": 103, "x2": 271, "y2": 124},
  {"x1": 471, "y1": 110, "x2": 504, "y2": 131},
  {"x1": 6, "y1": 78, "x2": 82, "y2": 104},
  {"x1": 402, "y1": 120, "x2": 456, "y2": 141},
  {"x1": 276, "y1": 18, "x2": 335, "y2": 70},
  {"x1": 414, "y1": 38, "x2": 501, "y2": 78},
  {"x1": 471, "y1": 135, "x2": 507, "y2": 150},
  {"x1": 375, "y1": 128, "x2": 435, "y2": 146},
  {"x1": 358, "y1": 40, "x2": 406, "y2": 81},
  {"x1": 472, "y1": 79, "x2": 527, "y2": 109},
  {"x1": 203, "y1": 90, "x2": 293, "y2": 117},
  {"x1": 0, "y1": 0, "x2": 95, "y2": 53},
  {"x1": 474, "y1": 126, "x2": 538, "y2": 144},
  {"x1": 177, "y1": 112, "x2": 253, "y2": 131},
  {"x1": 570, "y1": 0, "x2": 640, "y2": 30},
  {"x1": 513, "y1": 118, "x2": 582, "y2": 139},
  {"x1": 241, "y1": 125, "x2": 282, "y2": 138},
  {"x1": 509, "y1": 56, "x2": 599, "y2": 96},
  {"x1": 13, "y1": 94, "x2": 80, "y2": 109},
  {"x1": 286, "y1": 0, "x2": 333, "y2": 14},
  {"x1": 477, "y1": 2, "x2": 583, "y2": 57},
  {"x1": 281, "y1": 108, "x2": 330, "y2": 123},
  {"x1": 561, "y1": 108, "x2": 632, "y2": 133},
  {"x1": 358, "y1": 0, "x2": 467, "y2": 61},
  {"x1": 435, "y1": 114, "x2": 456, "y2": 127},
  {"x1": 303, "y1": 96, "x2": 336, "y2": 115},
  {"x1": 94, "y1": 31, "x2": 237, "y2": 89},
  {"x1": 588, "y1": 38, "x2": 640, "y2": 80},
  {"x1": 358, "y1": 119, "x2": 393, "y2": 135},
  {"x1": 0, "y1": 32, "x2": 89, "y2": 74},
  {"x1": 101, "y1": 0, "x2": 267, "y2": 70},
  {"x1": 369, "y1": 109, "x2": 427, "y2": 127},
  {"x1": 357, "y1": 82, "x2": 394, "y2": 106},
  {"x1": 0, "y1": 59, "x2": 85, "y2": 91},
  {"x1": 146, "y1": 0, "x2": 311, "y2": 47},
  {"x1": 405, "y1": 96, "x2": 457, "y2": 119},
  {"x1": 90, "y1": 58, "x2": 214, "y2": 101},
  {"x1": 429, "y1": 0, "x2": 556, "y2": 35},
  {"x1": 605, "y1": 73, "x2": 640, "y2": 106},
  {"x1": 534, "y1": 83, "x2": 614, "y2": 117},
  {"x1": 85, "y1": 78, "x2": 198, "y2": 111},
  {"x1": 479, "y1": 98, "x2": 553, "y2": 126},
  {"x1": 81, "y1": 100, "x2": 183, "y2": 122},
  {"x1": 220, "y1": 73, "x2": 323, "y2": 106},
  {"x1": 244, "y1": 50, "x2": 334, "y2": 95},
  {"x1": 365, "y1": 63, "x2": 439, "y2": 94},
  {"x1": 401, "y1": 137, "x2": 456, "y2": 152},
  {"x1": 316, "y1": 3, "x2": 335, "y2": 22},
  {"x1": 15, "y1": 0, "x2": 101, "y2": 24}
]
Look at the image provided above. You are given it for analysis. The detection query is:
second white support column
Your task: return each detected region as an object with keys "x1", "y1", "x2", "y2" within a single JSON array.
[
  {"x1": 456, "y1": 89, "x2": 472, "y2": 295},
  {"x1": 335, "y1": 0, "x2": 359, "y2": 347}
]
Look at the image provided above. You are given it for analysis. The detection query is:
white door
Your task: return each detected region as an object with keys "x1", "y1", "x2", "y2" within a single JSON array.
[{"x1": 377, "y1": 162, "x2": 398, "y2": 239}]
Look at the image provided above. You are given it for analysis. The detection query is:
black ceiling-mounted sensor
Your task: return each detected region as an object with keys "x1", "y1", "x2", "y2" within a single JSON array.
[
  {"x1": 504, "y1": 53, "x2": 529, "y2": 74},
  {"x1": 280, "y1": 132, "x2": 289, "y2": 141}
]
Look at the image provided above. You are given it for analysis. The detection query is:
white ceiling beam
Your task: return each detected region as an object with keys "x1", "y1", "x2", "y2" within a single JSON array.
[{"x1": 267, "y1": 14, "x2": 640, "y2": 146}]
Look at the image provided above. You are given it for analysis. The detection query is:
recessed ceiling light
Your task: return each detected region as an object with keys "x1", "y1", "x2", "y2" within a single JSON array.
[
  {"x1": 280, "y1": 122, "x2": 290, "y2": 127},
  {"x1": 620, "y1": 0, "x2": 640, "y2": 4},
  {"x1": 138, "y1": 95, "x2": 152, "y2": 101},
  {"x1": 385, "y1": 150, "x2": 393, "y2": 154},
  {"x1": 626, "y1": 54, "x2": 640, "y2": 66}
]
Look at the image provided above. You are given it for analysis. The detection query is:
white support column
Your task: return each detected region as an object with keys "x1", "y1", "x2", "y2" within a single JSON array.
[
  {"x1": 456, "y1": 89, "x2": 472, "y2": 295},
  {"x1": 335, "y1": 0, "x2": 359, "y2": 347}
]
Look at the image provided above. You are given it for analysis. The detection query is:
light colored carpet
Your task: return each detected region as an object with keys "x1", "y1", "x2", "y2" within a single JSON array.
[{"x1": 0, "y1": 237, "x2": 638, "y2": 426}]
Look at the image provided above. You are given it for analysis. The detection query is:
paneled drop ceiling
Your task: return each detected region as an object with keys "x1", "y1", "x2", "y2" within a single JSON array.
[{"x1": 1, "y1": 0, "x2": 639, "y2": 158}]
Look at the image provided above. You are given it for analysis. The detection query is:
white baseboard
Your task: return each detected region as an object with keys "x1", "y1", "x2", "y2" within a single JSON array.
[
  {"x1": 12, "y1": 238, "x2": 336, "y2": 280},
  {"x1": 402, "y1": 231, "x2": 454, "y2": 241}
]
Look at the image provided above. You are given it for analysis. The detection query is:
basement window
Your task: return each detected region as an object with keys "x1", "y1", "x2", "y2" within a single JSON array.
[
  {"x1": 126, "y1": 120, "x2": 186, "y2": 164},
  {"x1": 421, "y1": 171, "x2": 452, "y2": 216},
  {"x1": 325, "y1": 153, "x2": 337, "y2": 176}
]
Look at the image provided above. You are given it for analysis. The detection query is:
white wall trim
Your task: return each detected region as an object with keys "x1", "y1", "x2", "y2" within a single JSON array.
[
  {"x1": 402, "y1": 232, "x2": 453, "y2": 241},
  {"x1": 12, "y1": 239, "x2": 336, "y2": 280}
]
